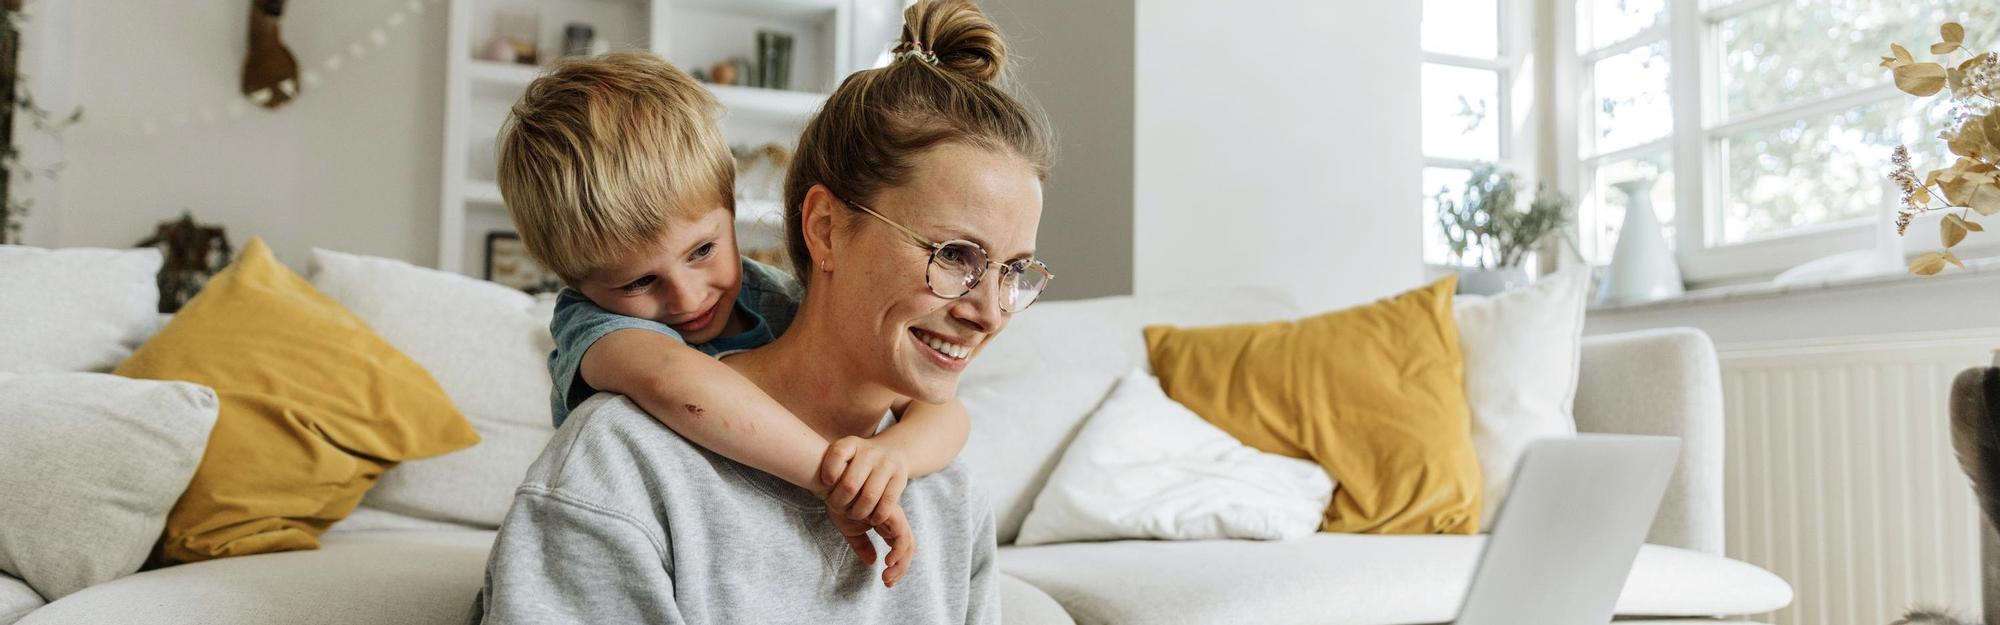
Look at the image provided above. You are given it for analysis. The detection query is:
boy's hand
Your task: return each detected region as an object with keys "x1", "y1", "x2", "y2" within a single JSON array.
[
  {"x1": 820, "y1": 436, "x2": 911, "y2": 526},
  {"x1": 827, "y1": 502, "x2": 916, "y2": 588}
]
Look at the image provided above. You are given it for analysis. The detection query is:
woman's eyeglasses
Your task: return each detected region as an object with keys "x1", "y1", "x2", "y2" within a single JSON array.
[{"x1": 841, "y1": 197, "x2": 1053, "y2": 313}]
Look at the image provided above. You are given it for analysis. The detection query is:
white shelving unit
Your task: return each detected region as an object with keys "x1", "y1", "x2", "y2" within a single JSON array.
[{"x1": 437, "y1": 0, "x2": 904, "y2": 277}]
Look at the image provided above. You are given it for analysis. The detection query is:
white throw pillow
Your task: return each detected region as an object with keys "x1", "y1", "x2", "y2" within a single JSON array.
[
  {"x1": 0, "y1": 246, "x2": 162, "y2": 374},
  {"x1": 1014, "y1": 369, "x2": 1333, "y2": 546},
  {"x1": 0, "y1": 372, "x2": 218, "y2": 601},
  {"x1": 308, "y1": 249, "x2": 556, "y2": 528},
  {"x1": 1453, "y1": 267, "x2": 1590, "y2": 523}
]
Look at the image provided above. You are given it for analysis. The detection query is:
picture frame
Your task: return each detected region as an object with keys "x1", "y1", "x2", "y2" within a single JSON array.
[{"x1": 484, "y1": 231, "x2": 562, "y2": 294}]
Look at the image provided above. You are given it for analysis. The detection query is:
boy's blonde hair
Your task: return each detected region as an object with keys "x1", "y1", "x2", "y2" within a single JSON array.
[{"x1": 497, "y1": 51, "x2": 735, "y2": 285}]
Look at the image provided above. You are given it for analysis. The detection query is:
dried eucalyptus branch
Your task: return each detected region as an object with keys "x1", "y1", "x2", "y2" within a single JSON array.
[{"x1": 1885, "y1": 22, "x2": 2000, "y2": 275}]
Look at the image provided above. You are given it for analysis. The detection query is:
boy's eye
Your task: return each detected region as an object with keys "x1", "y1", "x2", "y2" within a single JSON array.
[
  {"x1": 620, "y1": 276, "x2": 657, "y2": 292},
  {"x1": 690, "y1": 242, "x2": 716, "y2": 261}
]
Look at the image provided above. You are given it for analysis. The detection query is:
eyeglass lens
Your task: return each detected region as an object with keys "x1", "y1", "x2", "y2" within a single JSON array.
[{"x1": 926, "y1": 241, "x2": 1046, "y2": 311}]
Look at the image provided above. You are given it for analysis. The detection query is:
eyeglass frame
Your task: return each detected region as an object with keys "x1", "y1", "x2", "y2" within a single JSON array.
[{"x1": 835, "y1": 195, "x2": 1054, "y2": 312}]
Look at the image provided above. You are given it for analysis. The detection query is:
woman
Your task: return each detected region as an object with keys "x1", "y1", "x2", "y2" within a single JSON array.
[{"x1": 470, "y1": 1, "x2": 1051, "y2": 622}]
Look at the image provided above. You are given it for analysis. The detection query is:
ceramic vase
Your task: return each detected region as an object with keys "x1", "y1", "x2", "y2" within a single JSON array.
[
  {"x1": 1457, "y1": 266, "x2": 1529, "y2": 296},
  {"x1": 1597, "y1": 176, "x2": 1684, "y2": 306}
]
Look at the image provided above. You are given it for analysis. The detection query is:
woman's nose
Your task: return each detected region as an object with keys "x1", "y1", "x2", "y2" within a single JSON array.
[{"x1": 949, "y1": 275, "x2": 1007, "y2": 332}]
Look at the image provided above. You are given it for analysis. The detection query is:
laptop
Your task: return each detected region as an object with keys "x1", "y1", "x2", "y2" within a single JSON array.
[{"x1": 1454, "y1": 434, "x2": 1682, "y2": 625}]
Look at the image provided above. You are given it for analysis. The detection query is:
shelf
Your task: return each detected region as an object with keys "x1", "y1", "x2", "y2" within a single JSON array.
[
  {"x1": 468, "y1": 60, "x2": 540, "y2": 99},
  {"x1": 465, "y1": 180, "x2": 506, "y2": 205},
  {"x1": 469, "y1": 60, "x2": 540, "y2": 86},
  {"x1": 709, "y1": 83, "x2": 826, "y2": 124},
  {"x1": 673, "y1": 0, "x2": 842, "y2": 20}
]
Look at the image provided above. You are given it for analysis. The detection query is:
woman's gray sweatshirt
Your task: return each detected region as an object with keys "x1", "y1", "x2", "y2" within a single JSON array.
[{"x1": 470, "y1": 394, "x2": 1000, "y2": 624}]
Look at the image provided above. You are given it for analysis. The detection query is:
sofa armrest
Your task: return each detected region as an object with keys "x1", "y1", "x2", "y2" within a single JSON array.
[{"x1": 1575, "y1": 327, "x2": 1726, "y2": 555}]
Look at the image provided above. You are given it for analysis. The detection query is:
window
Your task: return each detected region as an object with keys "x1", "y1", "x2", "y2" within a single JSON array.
[
  {"x1": 1568, "y1": 0, "x2": 2000, "y2": 281},
  {"x1": 1421, "y1": 0, "x2": 1517, "y2": 266},
  {"x1": 1576, "y1": 0, "x2": 1674, "y2": 266}
]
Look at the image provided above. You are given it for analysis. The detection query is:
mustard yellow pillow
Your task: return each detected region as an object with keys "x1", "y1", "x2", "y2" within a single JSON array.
[
  {"x1": 1143, "y1": 276, "x2": 1479, "y2": 534},
  {"x1": 116, "y1": 238, "x2": 477, "y2": 564}
]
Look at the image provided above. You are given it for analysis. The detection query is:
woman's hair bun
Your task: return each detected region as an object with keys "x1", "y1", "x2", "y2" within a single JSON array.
[{"x1": 899, "y1": 0, "x2": 1007, "y2": 83}]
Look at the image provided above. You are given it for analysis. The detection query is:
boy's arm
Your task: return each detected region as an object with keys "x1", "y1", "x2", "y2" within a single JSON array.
[
  {"x1": 580, "y1": 328, "x2": 830, "y2": 495},
  {"x1": 872, "y1": 398, "x2": 972, "y2": 476}
]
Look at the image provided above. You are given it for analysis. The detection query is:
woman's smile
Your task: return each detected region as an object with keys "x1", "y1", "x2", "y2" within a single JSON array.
[{"x1": 910, "y1": 327, "x2": 973, "y2": 370}]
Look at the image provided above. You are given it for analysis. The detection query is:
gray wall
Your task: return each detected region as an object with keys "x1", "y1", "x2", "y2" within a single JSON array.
[
  {"x1": 984, "y1": 0, "x2": 1137, "y2": 301},
  {"x1": 44, "y1": 0, "x2": 447, "y2": 269}
]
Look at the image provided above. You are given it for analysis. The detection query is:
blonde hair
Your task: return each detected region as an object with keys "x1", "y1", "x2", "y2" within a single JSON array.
[
  {"x1": 782, "y1": 0, "x2": 1052, "y2": 287},
  {"x1": 497, "y1": 51, "x2": 735, "y2": 285}
]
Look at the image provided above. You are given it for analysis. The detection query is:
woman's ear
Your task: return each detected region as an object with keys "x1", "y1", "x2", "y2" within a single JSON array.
[{"x1": 800, "y1": 184, "x2": 841, "y2": 274}]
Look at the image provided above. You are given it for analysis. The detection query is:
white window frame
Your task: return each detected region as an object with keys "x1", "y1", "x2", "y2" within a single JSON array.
[
  {"x1": 1561, "y1": 0, "x2": 1999, "y2": 285},
  {"x1": 1422, "y1": 0, "x2": 1539, "y2": 268}
]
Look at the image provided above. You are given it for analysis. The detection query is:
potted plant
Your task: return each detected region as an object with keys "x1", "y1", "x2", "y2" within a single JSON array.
[
  {"x1": 1433, "y1": 163, "x2": 1573, "y2": 295},
  {"x1": 1884, "y1": 21, "x2": 1999, "y2": 275}
]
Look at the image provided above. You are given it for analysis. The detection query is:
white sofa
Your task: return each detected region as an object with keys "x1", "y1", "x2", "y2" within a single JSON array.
[{"x1": 5, "y1": 283, "x2": 1791, "y2": 625}]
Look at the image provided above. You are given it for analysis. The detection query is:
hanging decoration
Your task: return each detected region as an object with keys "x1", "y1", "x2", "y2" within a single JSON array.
[
  {"x1": 132, "y1": 0, "x2": 439, "y2": 136},
  {"x1": 241, "y1": 0, "x2": 300, "y2": 109}
]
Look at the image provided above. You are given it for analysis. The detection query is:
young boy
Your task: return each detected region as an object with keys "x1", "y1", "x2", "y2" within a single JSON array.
[{"x1": 494, "y1": 52, "x2": 971, "y2": 587}]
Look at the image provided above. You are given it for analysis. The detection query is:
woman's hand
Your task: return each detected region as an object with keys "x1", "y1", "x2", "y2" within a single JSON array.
[
  {"x1": 820, "y1": 436, "x2": 911, "y2": 525},
  {"x1": 826, "y1": 502, "x2": 916, "y2": 588}
]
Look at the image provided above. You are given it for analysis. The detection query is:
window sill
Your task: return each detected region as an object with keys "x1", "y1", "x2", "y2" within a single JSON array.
[{"x1": 1587, "y1": 253, "x2": 2000, "y2": 315}]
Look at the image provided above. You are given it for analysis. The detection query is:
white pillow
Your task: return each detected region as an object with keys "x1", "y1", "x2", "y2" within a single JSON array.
[
  {"x1": 308, "y1": 249, "x2": 556, "y2": 528},
  {"x1": 0, "y1": 246, "x2": 162, "y2": 374},
  {"x1": 1453, "y1": 267, "x2": 1590, "y2": 523},
  {"x1": 0, "y1": 372, "x2": 218, "y2": 601},
  {"x1": 1014, "y1": 369, "x2": 1333, "y2": 546}
]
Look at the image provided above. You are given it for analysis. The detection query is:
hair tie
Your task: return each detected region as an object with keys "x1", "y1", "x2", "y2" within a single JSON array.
[{"x1": 899, "y1": 39, "x2": 939, "y2": 65}]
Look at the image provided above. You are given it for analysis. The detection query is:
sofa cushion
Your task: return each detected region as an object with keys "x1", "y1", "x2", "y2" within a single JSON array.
[
  {"x1": 116, "y1": 238, "x2": 480, "y2": 564},
  {"x1": 0, "y1": 574, "x2": 41, "y2": 625},
  {"x1": 19, "y1": 529, "x2": 1073, "y2": 625},
  {"x1": 19, "y1": 531, "x2": 492, "y2": 625},
  {"x1": 1015, "y1": 369, "x2": 1330, "y2": 546},
  {"x1": 999, "y1": 535, "x2": 1791, "y2": 625},
  {"x1": 0, "y1": 246, "x2": 161, "y2": 374},
  {"x1": 1454, "y1": 268, "x2": 1589, "y2": 523},
  {"x1": 309, "y1": 248, "x2": 559, "y2": 528},
  {"x1": 959, "y1": 288, "x2": 1301, "y2": 544},
  {"x1": 1143, "y1": 277, "x2": 1480, "y2": 534},
  {"x1": 1000, "y1": 573, "x2": 1077, "y2": 625},
  {"x1": 0, "y1": 373, "x2": 219, "y2": 601}
]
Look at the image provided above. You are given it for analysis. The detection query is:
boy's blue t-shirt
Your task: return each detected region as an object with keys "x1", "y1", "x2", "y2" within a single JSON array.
[{"x1": 546, "y1": 258, "x2": 801, "y2": 428}]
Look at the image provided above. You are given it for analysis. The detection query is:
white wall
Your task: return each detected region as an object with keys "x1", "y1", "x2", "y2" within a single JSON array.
[
  {"x1": 37, "y1": 0, "x2": 446, "y2": 268},
  {"x1": 1132, "y1": 1, "x2": 1424, "y2": 312}
]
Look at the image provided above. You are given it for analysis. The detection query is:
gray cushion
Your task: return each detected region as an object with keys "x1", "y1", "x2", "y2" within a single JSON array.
[
  {"x1": 999, "y1": 534, "x2": 1791, "y2": 625},
  {"x1": 21, "y1": 531, "x2": 490, "y2": 625},
  {"x1": 0, "y1": 246, "x2": 161, "y2": 374},
  {"x1": 0, "y1": 574, "x2": 42, "y2": 625},
  {"x1": 0, "y1": 373, "x2": 218, "y2": 601}
]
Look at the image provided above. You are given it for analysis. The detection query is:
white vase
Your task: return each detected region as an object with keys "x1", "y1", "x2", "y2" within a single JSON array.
[
  {"x1": 1457, "y1": 266, "x2": 1528, "y2": 296},
  {"x1": 1598, "y1": 176, "x2": 1685, "y2": 306}
]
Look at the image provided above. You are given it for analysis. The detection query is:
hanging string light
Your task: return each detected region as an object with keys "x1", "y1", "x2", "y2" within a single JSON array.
[{"x1": 134, "y1": 0, "x2": 441, "y2": 136}]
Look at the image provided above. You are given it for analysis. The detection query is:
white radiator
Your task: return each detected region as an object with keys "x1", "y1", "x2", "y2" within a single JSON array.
[{"x1": 1718, "y1": 332, "x2": 1999, "y2": 625}]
